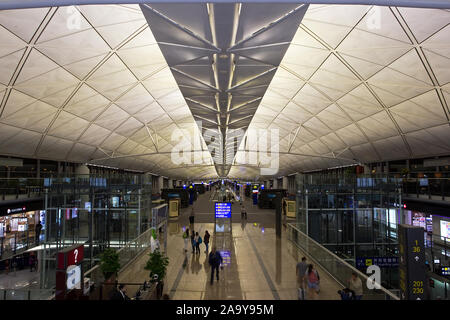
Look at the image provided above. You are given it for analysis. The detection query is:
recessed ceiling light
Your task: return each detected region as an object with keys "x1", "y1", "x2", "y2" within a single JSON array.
[{"x1": 219, "y1": 54, "x2": 228, "y2": 59}]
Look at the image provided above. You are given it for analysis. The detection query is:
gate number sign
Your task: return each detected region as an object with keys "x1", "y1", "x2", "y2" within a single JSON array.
[{"x1": 398, "y1": 224, "x2": 426, "y2": 300}]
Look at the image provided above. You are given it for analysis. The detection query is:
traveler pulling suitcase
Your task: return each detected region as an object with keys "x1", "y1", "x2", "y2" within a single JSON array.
[{"x1": 298, "y1": 287, "x2": 306, "y2": 300}]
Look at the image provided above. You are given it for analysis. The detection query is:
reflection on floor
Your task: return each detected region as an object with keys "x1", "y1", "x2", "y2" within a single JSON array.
[
  {"x1": 162, "y1": 190, "x2": 341, "y2": 300},
  {"x1": 0, "y1": 268, "x2": 39, "y2": 290}
]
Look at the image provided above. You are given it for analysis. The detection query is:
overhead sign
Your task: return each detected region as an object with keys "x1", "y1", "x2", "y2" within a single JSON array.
[
  {"x1": 398, "y1": 224, "x2": 426, "y2": 300},
  {"x1": 6, "y1": 206, "x2": 26, "y2": 214},
  {"x1": 356, "y1": 256, "x2": 399, "y2": 269},
  {"x1": 215, "y1": 202, "x2": 231, "y2": 218}
]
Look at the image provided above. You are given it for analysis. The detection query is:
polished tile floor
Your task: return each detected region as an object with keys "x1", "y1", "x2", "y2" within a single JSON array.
[
  {"x1": 162, "y1": 190, "x2": 341, "y2": 300},
  {"x1": 0, "y1": 268, "x2": 39, "y2": 290}
]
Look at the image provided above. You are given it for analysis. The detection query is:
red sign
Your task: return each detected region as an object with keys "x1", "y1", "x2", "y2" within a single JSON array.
[
  {"x1": 57, "y1": 244, "x2": 84, "y2": 270},
  {"x1": 67, "y1": 245, "x2": 84, "y2": 266}
]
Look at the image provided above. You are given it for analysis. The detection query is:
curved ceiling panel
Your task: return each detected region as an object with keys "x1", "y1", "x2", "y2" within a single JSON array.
[{"x1": 0, "y1": 3, "x2": 449, "y2": 181}]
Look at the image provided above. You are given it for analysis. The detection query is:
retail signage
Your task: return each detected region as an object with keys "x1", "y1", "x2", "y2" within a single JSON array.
[
  {"x1": 6, "y1": 207, "x2": 26, "y2": 214},
  {"x1": 215, "y1": 202, "x2": 231, "y2": 218},
  {"x1": 398, "y1": 224, "x2": 426, "y2": 300},
  {"x1": 356, "y1": 257, "x2": 399, "y2": 269}
]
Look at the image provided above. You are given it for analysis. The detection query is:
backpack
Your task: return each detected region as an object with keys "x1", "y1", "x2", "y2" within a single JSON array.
[
  {"x1": 198, "y1": 236, "x2": 202, "y2": 244},
  {"x1": 308, "y1": 270, "x2": 319, "y2": 283}
]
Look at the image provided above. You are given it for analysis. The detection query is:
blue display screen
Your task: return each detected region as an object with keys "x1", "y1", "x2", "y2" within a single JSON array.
[
  {"x1": 168, "y1": 193, "x2": 180, "y2": 198},
  {"x1": 215, "y1": 202, "x2": 231, "y2": 218},
  {"x1": 267, "y1": 194, "x2": 276, "y2": 199}
]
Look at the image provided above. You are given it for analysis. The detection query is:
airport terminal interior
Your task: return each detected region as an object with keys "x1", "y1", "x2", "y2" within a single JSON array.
[{"x1": 0, "y1": 0, "x2": 449, "y2": 301}]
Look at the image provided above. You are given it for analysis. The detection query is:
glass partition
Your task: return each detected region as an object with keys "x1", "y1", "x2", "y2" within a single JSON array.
[{"x1": 287, "y1": 222, "x2": 399, "y2": 300}]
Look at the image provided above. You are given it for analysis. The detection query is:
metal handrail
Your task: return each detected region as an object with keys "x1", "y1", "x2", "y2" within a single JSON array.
[
  {"x1": 84, "y1": 226, "x2": 154, "y2": 279},
  {"x1": 287, "y1": 222, "x2": 400, "y2": 300}
]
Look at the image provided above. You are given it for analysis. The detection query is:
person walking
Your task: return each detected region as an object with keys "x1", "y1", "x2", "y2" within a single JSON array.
[
  {"x1": 29, "y1": 253, "x2": 37, "y2": 272},
  {"x1": 241, "y1": 205, "x2": 247, "y2": 220},
  {"x1": 305, "y1": 264, "x2": 320, "y2": 300},
  {"x1": 189, "y1": 207, "x2": 195, "y2": 226},
  {"x1": 194, "y1": 232, "x2": 202, "y2": 254},
  {"x1": 348, "y1": 271, "x2": 363, "y2": 300},
  {"x1": 208, "y1": 247, "x2": 223, "y2": 285},
  {"x1": 35, "y1": 221, "x2": 42, "y2": 245},
  {"x1": 190, "y1": 230, "x2": 196, "y2": 253},
  {"x1": 110, "y1": 284, "x2": 130, "y2": 300},
  {"x1": 296, "y1": 257, "x2": 308, "y2": 299},
  {"x1": 203, "y1": 230, "x2": 210, "y2": 254},
  {"x1": 183, "y1": 228, "x2": 189, "y2": 253}
]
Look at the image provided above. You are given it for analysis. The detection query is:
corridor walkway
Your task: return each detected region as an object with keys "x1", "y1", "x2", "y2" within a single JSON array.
[{"x1": 162, "y1": 190, "x2": 342, "y2": 300}]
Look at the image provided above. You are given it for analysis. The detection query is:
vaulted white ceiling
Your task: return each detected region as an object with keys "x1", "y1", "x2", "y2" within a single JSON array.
[
  {"x1": 230, "y1": 4, "x2": 450, "y2": 179},
  {"x1": 0, "y1": 3, "x2": 449, "y2": 180},
  {"x1": 0, "y1": 4, "x2": 217, "y2": 179}
]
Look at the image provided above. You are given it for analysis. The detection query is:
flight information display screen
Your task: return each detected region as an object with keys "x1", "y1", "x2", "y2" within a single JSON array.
[{"x1": 215, "y1": 202, "x2": 231, "y2": 218}]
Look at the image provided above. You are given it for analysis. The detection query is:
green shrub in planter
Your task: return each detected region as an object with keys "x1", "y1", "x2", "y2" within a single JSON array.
[
  {"x1": 100, "y1": 248, "x2": 120, "y2": 280},
  {"x1": 145, "y1": 249, "x2": 169, "y2": 283}
]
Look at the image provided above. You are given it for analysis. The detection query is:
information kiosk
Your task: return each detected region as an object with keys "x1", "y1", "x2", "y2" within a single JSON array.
[{"x1": 215, "y1": 202, "x2": 232, "y2": 234}]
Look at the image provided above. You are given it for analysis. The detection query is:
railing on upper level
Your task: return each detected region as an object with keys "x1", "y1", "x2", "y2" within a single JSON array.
[
  {"x1": 402, "y1": 177, "x2": 450, "y2": 200},
  {"x1": 0, "y1": 173, "x2": 152, "y2": 199},
  {"x1": 0, "y1": 288, "x2": 55, "y2": 301}
]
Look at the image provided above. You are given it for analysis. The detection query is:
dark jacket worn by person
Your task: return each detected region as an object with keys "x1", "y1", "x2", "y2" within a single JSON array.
[
  {"x1": 209, "y1": 251, "x2": 223, "y2": 267},
  {"x1": 110, "y1": 289, "x2": 130, "y2": 300}
]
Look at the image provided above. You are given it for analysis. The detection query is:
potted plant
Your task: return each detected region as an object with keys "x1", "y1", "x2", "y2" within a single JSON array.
[
  {"x1": 144, "y1": 249, "x2": 169, "y2": 299},
  {"x1": 98, "y1": 248, "x2": 120, "y2": 300},
  {"x1": 100, "y1": 248, "x2": 120, "y2": 281}
]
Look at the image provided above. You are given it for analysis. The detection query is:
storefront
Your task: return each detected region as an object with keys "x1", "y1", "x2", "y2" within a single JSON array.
[
  {"x1": 0, "y1": 200, "x2": 44, "y2": 258},
  {"x1": 403, "y1": 200, "x2": 450, "y2": 242}
]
